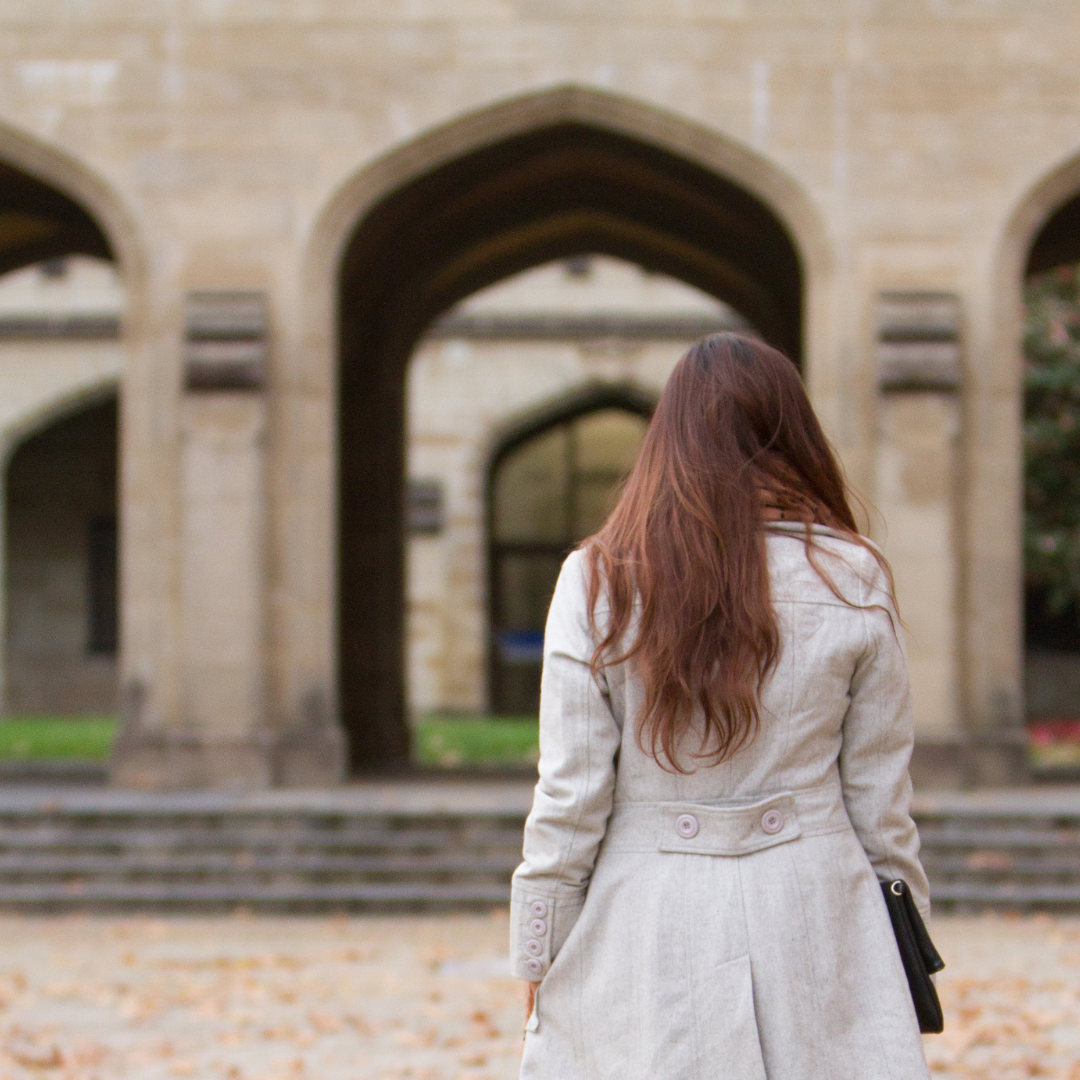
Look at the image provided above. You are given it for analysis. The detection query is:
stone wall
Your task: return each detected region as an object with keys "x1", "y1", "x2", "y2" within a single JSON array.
[{"x1": 0, "y1": 4, "x2": 1074, "y2": 782}]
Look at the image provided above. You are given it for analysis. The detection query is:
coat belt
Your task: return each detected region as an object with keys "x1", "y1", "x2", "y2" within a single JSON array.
[{"x1": 602, "y1": 783, "x2": 851, "y2": 857}]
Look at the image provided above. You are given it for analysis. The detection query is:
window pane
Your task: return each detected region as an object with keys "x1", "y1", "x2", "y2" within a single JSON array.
[
  {"x1": 492, "y1": 425, "x2": 568, "y2": 544},
  {"x1": 491, "y1": 551, "x2": 563, "y2": 714},
  {"x1": 495, "y1": 552, "x2": 563, "y2": 634},
  {"x1": 570, "y1": 409, "x2": 649, "y2": 537}
]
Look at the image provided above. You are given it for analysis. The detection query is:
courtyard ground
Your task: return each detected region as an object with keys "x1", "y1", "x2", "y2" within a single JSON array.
[{"x1": 0, "y1": 912, "x2": 1074, "y2": 1080}]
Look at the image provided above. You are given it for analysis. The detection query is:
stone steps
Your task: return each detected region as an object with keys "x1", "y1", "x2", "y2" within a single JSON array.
[
  {"x1": 913, "y1": 790, "x2": 1080, "y2": 909},
  {"x1": 0, "y1": 783, "x2": 1076, "y2": 911},
  {"x1": 0, "y1": 782, "x2": 535, "y2": 911},
  {"x1": 0, "y1": 827, "x2": 526, "y2": 850},
  {"x1": 0, "y1": 882, "x2": 515, "y2": 910},
  {"x1": 0, "y1": 853, "x2": 521, "y2": 873}
]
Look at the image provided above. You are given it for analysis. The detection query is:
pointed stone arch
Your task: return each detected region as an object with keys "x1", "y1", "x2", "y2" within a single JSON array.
[
  {"x1": 485, "y1": 381, "x2": 658, "y2": 473},
  {"x1": 301, "y1": 85, "x2": 831, "y2": 772},
  {"x1": 1, "y1": 377, "x2": 120, "y2": 465},
  {"x1": 0, "y1": 124, "x2": 141, "y2": 728},
  {"x1": 965, "y1": 148, "x2": 1080, "y2": 767}
]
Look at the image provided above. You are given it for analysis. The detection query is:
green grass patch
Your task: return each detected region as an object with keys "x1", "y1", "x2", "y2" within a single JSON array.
[
  {"x1": 0, "y1": 714, "x2": 539, "y2": 769},
  {"x1": 413, "y1": 715, "x2": 539, "y2": 769},
  {"x1": 0, "y1": 716, "x2": 117, "y2": 759}
]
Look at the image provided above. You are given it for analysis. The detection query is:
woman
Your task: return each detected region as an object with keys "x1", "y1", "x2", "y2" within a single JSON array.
[{"x1": 510, "y1": 333, "x2": 931, "y2": 1080}]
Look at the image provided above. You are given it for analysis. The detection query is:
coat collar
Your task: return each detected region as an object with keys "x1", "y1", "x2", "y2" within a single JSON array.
[{"x1": 764, "y1": 520, "x2": 882, "y2": 554}]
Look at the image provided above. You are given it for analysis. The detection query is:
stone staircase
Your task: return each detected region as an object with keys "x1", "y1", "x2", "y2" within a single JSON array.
[
  {"x1": 0, "y1": 782, "x2": 1076, "y2": 911},
  {"x1": 0, "y1": 781, "x2": 533, "y2": 911},
  {"x1": 913, "y1": 789, "x2": 1080, "y2": 909}
]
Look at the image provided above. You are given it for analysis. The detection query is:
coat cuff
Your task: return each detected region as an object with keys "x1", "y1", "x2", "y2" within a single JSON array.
[{"x1": 509, "y1": 887, "x2": 585, "y2": 981}]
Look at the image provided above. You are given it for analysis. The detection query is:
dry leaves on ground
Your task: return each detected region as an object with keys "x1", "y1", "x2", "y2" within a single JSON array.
[{"x1": 0, "y1": 913, "x2": 1076, "y2": 1079}]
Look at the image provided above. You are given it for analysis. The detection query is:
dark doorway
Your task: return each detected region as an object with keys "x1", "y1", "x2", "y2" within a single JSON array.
[
  {"x1": 337, "y1": 120, "x2": 804, "y2": 772},
  {"x1": 6, "y1": 397, "x2": 118, "y2": 714}
]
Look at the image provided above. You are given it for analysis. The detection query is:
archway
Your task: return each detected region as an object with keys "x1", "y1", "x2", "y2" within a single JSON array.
[
  {"x1": 0, "y1": 139, "x2": 123, "y2": 722},
  {"x1": 336, "y1": 103, "x2": 806, "y2": 773},
  {"x1": 1019, "y1": 187, "x2": 1080, "y2": 763},
  {"x1": 487, "y1": 388, "x2": 654, "y2": 715}
]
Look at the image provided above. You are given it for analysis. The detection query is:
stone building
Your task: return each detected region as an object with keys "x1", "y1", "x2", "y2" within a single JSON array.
[
  {"x1": 0, "y1": 253, "x2": 735, "y2": 722},
  {"x1": 0, "y1": 3, "x2": 1078, "y2": 787}
]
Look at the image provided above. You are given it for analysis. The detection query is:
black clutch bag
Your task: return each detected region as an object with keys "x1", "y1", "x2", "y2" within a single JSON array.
[{"x1": 880, "y1": 879, "x2": 945, "y2": 1034}]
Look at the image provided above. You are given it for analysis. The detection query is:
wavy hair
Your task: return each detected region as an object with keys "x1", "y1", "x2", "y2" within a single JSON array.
[{"x1": 583, "y1": 333, "x2": 894, "y2": 771}]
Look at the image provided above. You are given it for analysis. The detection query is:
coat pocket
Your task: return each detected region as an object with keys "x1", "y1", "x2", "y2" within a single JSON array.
[{"x1": 696, "y1": 954, "x2": 767, "y2": 1080}]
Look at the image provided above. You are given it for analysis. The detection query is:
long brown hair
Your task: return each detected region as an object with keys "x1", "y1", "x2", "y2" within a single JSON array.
[{"x1": 584, "y1": 332, "x2": 892, "y2": 771}]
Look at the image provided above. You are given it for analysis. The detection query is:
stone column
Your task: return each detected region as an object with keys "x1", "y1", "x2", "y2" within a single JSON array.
[
  {"x1": 113, "y1": 292, "x2": 273, "y2": 788},
  {"x1": 179, "y1": 293, "x2": 273, "y2": 786},
  {"x1": 875, "y1": 293, "x2": 962, "y2": 785},
  {"x1": 111, "y1": 290, "x2": 345, "y2": 789},
  {"x1": 874, "y1": 292, "x2": 1026, "y2": 787}
]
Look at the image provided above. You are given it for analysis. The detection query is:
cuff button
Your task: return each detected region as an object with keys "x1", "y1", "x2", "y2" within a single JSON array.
[
  {"x1": 525, "y1": 938, "x2": 543, "y2": 957},
  {"x1": 530, "y1": 900, "x2": 549, "y2": 918},
  {"x1": 525, "y1": 957, "x2": 543, "y2": 977},
  {"x1": 530, "y1": 918, "x2": 548, "y2": 936}
]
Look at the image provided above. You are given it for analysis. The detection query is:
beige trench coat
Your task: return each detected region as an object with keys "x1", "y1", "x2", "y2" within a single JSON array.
[{"x1": 510, "y1": 523, "x2": 931, "y2": 1080}]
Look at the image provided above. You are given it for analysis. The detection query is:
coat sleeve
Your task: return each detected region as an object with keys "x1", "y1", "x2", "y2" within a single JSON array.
[
  {"x1": 838, "y1": 553, "x2": 931, "y2": 922},
  {"x1": 509, "y1": 549, "x2": 623, "y2": 981}
]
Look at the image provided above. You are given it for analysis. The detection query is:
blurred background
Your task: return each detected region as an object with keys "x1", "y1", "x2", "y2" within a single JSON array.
[
  {"x1": 0, "y1": 0, "x2": 1076, "y2": 912},
  {"x1": 0, "y1": 250, "x2": 744, "y2": 772},
  {"x1": 1, "y1": 8, "x2": 1080, "y2": 1079}
]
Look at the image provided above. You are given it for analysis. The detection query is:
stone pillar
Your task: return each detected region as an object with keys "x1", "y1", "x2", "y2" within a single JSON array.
[
  {"x1": 111, "y1": 290, "x2": 346, "y2": 789},
  {"x1": 874, "y1": 292, "x2": 1026, "y2": 787},
  {"x1": 113, "y1": 293, "x2": 273, "y2": 788}
]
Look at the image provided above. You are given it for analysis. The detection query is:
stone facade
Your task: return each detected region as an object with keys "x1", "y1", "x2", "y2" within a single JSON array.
[
  {"x1": 0, "y1": 3, "x2": 1077, "y2": 785},
  {"x1": 0, "y1": 254, "x2": 732, "y2": 725}
]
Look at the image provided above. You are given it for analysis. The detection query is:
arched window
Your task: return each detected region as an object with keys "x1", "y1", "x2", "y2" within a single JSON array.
[{"x1": 488, "y1": 405, "x2": 649, "y2": 714}]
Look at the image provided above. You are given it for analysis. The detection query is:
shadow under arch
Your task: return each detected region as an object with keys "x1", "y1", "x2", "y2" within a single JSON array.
[
  {"x1": 1, "y1": 377, "x2": 120, "y2": 466},
  {"x1": 0, "y1": 119, "x2": 143, "y2": 280},
  {"x1": 1025, "y1": 187, "x2": 1080, "y2": 277},
  {"x1": 0, "y1": 122, "x2": 148, "y2": 714},
  {"x1": 329, "y1": 86, "x2": 818, "y2": 771},
  {"x1": 955, "y1": 144, "x2": 1080, "y2": 758},
  {"x1": 989, "y1": 148, "x2": 1080, "y2": 734}
]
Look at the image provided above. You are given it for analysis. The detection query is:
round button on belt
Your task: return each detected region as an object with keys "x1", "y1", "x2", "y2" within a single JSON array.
[
  {"x1": 525, "y1": 938, "x2": 544, "y2": 957},
  {"x1": 675, "y1": 813, "x2": 700, "y2": 839},
  {"x1": 525, "y1": 958, "x2": 544, "y2": 977},
  {"x1": 761, "y1": 809, "x2": 785, "y2": 834},
  {"x1": 529, "y1": 918, "x2": 548, "y2": 937},
  {"x1": 530, "y1": 900, "x2": 548, "y2": 918}
]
